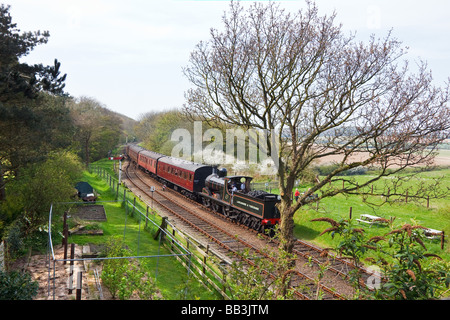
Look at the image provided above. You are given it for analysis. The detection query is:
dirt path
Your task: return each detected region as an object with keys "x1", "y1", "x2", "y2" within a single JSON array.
[{"x1": 13, "y1": 244, "x2": 107, "y2": 300}]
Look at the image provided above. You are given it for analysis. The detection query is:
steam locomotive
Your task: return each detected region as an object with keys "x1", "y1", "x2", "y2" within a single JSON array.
[{"x1": 125, "y1": 144, "x2": 280, "y2": 232}]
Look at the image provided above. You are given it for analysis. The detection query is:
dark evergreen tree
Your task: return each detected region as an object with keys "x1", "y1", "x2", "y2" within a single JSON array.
[
  {"x1": 0, "y1": 4, "x2": 66, "y2": 101},
  {"x1": 0, "y1": 4, "x2": 68, "y2": 200}
]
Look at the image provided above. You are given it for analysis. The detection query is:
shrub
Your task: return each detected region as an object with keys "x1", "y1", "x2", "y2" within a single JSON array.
[
  {"x1": 101, "y1": 236, "x2": 159, "y2": 300},
  {"x1": 0, "y1": 270, "x2": 38, "y2": 300}
]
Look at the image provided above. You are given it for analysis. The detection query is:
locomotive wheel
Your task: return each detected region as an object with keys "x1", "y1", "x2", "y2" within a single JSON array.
[
  {"x1": 211, "y1": 202, "x2": 220, "y2": 212},
  {"x1": 202, "y1": 197, "x2": 211, "y2": 208},
  {"x1": 249, "y1": 217, "x2": 258, "y2": 230},
  {"x1": 253, "y1": 220, "x2": 262, "y2": 232},
  {"x1": 238, "y1": 213, "x2": 248, "y2": 226},
  {"x1": 222, "y1": 206, "x2": 229, "y2": 217}
]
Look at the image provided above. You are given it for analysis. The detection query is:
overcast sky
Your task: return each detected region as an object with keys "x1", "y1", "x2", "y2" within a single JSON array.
[{"x1": 7, "y1": 0, "x2": 450, "y2": 120}]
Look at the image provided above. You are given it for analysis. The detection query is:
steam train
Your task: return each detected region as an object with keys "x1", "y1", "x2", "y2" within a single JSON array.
[{"x1": 125, "y1": 144, "x2": 280, "y2": 232}]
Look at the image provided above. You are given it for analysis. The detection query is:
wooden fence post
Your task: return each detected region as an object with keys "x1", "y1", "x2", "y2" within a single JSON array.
[
  {"x1": 203, "y1": 244, "x2": 210, "y2": 275},
  {"x1": 154, "y1": 217, "x2": 168, "y2": 240},
  {"x1": 63, "y1": 212, "x2": 68, "y2": 264},
  {"x1": 171, "y1": 229, "x2": 176, "y2": 250},
  {"x1": 76, "y1": 271, "x2": 82, "y2": 300},
  {"x1": 68, "y1": 243, "x2": 75, "y2": 294}
]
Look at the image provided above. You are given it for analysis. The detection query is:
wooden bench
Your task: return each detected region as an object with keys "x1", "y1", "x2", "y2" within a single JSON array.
[
  {"x1": 356, "y1": 219, "x2": 373, "y2": 225},
  {"x1": 356, "y1": 214, "x2": 389, "y2": 228},
  {"x1": 424, "y1": 228, "x2": 444, "y2": 240}
]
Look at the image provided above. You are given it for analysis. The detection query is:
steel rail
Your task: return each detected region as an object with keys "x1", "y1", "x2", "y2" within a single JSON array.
[{"x1": 124, "y1": 163, "x2": 346, "y2": 300}]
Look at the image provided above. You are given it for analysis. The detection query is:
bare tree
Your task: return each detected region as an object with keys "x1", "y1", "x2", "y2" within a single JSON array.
[
  {"x1": 69, "y1": 96, "x2": 122, "y2": 167},
  {"x1": 183, "y1": 1, "x2": 450, "y2": 252}
]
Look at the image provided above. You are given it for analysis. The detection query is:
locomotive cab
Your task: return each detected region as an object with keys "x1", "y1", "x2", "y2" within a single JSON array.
[
  {"x1": 203, "y1": 171, "x2": 280, "y2": 232},
  {"x1": 226, "y1": 176, "x2": 252, "y2": 194}
]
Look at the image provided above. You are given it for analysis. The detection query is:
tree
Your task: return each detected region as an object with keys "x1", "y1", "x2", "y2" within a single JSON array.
[
  {"x1": 135, "y1": 109, "x2": 195, "y2": 155},
  {"x1": 69, "y1": 96, "x2": 122, "y2": 167},
  {"x1": 0, "y1": 4, "x2": 66, "y2": 102},
  {"x1": 183, "y1": 1, "x2": 450, "y2": 253},
  {"x1": 0, "y1": 4, "x2": 67, "y2": 200},
  {"x1": 0, "y1": 151, "x2": 83, "y2": 241},
  {"x1": 0, "y1": 94, "x2": 74, "y2": 206}
]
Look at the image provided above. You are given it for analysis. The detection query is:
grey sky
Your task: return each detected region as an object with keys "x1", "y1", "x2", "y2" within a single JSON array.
[{"x1": 7, "y1": 0, "x2": 450, "y2": 120}]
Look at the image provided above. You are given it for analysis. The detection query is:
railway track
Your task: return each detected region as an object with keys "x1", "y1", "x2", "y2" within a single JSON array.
[
  {"x1": 291, "y1": 238, "x2": 373, "y2": 287},
  {"x1": 124, "y1": 162, "x2": 350, "y2": 300},
  {"x1": 163, "y1": 176, "x2": 375, "y2": 291}
]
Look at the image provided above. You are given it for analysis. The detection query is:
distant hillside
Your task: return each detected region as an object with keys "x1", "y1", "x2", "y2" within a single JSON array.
[{"x1": 113, "y1": 111, "x2": 138, "y2": 142}]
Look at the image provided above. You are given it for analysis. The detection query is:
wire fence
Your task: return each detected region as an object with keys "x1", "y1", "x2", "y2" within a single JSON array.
[
  {"x1": 47, "y1": 196, "x2": 192, "y2": 300},
  {"x1": 45, "y1": 162, "x2": 234, "y2": 300},
  {"x1": 89, "y1": 163, "x2": 235, "y2": 299}
]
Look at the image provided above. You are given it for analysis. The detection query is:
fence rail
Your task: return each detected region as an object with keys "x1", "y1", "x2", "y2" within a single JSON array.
[{"x1": 78, "y1": 164, "x2": 233, "y2": 299}]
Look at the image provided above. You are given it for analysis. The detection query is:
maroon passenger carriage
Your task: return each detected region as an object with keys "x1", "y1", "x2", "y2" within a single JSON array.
[
  {"x1": 126, "y1": 144, "x2": 144, "y2": 164},
  {"x1": 126, "y1": 144, "x2": 164, "y2": 177},
  {"x1": 125, "y1": 144, "x2": 280, "y2": 232},
  {"x1": 156, "y1": 156, "x2": 214, "y2": 200},
  {"x1": 138, "y1": 149, "x2": 165, "y2": 176}
]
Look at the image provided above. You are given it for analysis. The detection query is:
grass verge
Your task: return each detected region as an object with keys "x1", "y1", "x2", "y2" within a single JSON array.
[{"x1": 67, "y1": 166, "x2": 219, "y2": 300}]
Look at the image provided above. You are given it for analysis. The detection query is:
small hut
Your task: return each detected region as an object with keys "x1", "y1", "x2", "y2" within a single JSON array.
[{"x1": 75, "y1": 181, "x2": 97, "y2": 202}]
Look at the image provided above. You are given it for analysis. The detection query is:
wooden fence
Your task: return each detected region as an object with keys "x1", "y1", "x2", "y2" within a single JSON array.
[{"x1": 158, "y1": 218, "x2": 232, "y2": 299}]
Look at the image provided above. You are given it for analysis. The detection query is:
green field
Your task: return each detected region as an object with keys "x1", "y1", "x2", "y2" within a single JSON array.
[{"x1": 290, "y1": 168, "x2": 450, "y2": 262}]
